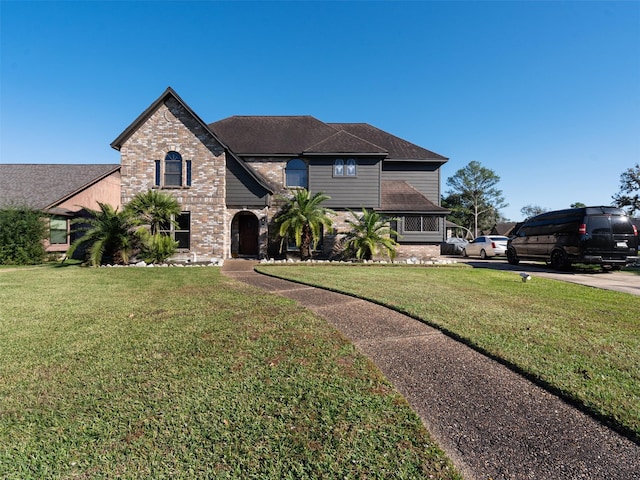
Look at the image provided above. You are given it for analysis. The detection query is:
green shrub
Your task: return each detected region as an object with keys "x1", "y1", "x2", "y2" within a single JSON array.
[
  {"x1": 138, "y1": 231, "x2": 178, "y2": 263},
  {"x1": 0, "y1": 206, "x2": 47, "y2": 265}
]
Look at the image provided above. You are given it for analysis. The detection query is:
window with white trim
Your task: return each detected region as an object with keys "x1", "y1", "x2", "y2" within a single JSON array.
[{"x1": 333, "y1": 158, "x2": 357, "y2": 177}]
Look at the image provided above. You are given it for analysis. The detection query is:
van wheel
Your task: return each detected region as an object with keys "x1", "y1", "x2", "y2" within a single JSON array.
[
  {"x1": 507, "y1": 248, "x2": 519, "y2": 265},
  {"x1": 550, "y1": 250, "x2": 568, "y2": 270},
  {"x1": 480, "y1": 249, "x2": 488, "y2": 259}
]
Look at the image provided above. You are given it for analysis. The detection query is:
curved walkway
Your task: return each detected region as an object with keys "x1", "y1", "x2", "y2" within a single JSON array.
[{"x1": 222, "y1": 260, "x2": 639, "y2": 480}]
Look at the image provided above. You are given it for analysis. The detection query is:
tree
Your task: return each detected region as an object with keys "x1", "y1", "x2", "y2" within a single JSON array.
[
  {"x1": 570, "y1": 202, "x2": 586, "y2": 209},
  {"x1": 445, "y1": 161, "x2": 507, "y2": 237},
  {"x1": 520, "y1": 205, "x2": 547, "y2": 220},
  {"x1": 275, "y1": 189, "x2": 335, "y2": 260},
  {"x1": 343, "y1": 209, "x2": 399, "y2": 261},
  {"x1": 124, "y1": 190, "x2": 181, "y2": 235},
  {"x1": 612, "y1": 163, "x2": 640, "y2": 215},
  {"x1": 66, "y1": 203, "x2": 135, "y2": 266},
  {"x1": 0, "y1": 206, "x2": 47, "y2": 265}
]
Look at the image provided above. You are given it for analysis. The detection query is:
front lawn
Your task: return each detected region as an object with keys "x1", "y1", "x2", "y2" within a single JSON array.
[
  {"x1": 257, "y1": 263, "x2": 640, "y2": 442},
  {"x1": 0, "y1": 266, "x2": 459, "y2": 479}
]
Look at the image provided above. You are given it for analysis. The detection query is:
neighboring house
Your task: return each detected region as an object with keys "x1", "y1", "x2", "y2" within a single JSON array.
[
  {"x1": 0, "y1": 164, "x2": 121, "y2": 254},
  {"x1": 485, "y1": 222, "x2": 519, "y2": 237},
  {"x1": 111, "y1": 87, "x2": 449, "y2": 261}
]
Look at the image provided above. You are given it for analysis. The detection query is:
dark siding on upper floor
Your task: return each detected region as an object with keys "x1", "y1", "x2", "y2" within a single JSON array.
[
  {"x1": 381, "y1": 162, "x2": 440, "y2": 202},
  {"x1": 226, "y1": 157, "x2": 270, "y2": 207},
  {"x1": 308, "y1": 157, "x2": 380, "y2": 209}
]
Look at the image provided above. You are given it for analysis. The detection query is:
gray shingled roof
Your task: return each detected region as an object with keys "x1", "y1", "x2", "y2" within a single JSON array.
[
  {"x1": 209, "y1": 116, "x2": 447, "y2": 161},
  {"x1": 209, "y1": 116, "x2": 338, "y2": 155},
  {"x1": 380, "y1": 180, "x2": 449, "y2": 213},
  {"x1": 330, "y1": 123, "x2": 448, "y2": 162},
  {"x1": 0, "y1": 164, "x2": 120, "y2": 210}
]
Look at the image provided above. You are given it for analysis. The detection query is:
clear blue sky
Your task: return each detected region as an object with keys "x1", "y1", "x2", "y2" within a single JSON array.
[{"x1": 1, "y1": 1, "x2": 638, "y2": 221}]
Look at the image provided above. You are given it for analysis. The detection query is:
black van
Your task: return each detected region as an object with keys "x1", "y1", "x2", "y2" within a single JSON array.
[{"x1": 506, "y1": 206, "x2": 638, "y2": 270}]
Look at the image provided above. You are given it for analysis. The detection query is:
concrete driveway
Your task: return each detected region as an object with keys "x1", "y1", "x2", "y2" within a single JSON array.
[{"x1": 450, "y1": 257, "x2": 640, "y2": 296}]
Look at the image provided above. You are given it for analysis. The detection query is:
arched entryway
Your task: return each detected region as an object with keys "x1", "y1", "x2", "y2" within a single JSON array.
[{"x1": 231, "y1": 212, "x2": 259, "y2": 257}]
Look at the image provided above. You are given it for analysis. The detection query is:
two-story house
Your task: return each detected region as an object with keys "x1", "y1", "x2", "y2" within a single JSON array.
[{"x1": 111, "y1": 87, "x2": 448, "y2": 261}]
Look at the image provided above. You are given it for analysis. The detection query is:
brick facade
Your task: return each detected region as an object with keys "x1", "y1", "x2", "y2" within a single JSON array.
[{"x1": 119, "y1": 98, "x2": 229, "y2": 261}]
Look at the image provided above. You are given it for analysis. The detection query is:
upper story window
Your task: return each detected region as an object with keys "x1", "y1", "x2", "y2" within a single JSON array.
[
  {"x1": 154, "y1": 151, "x2": 192, "y2": 188},
  {"x1": 164, "y1": 151, "x2": 182, "y2": 186},
  {"x1": 334, "y1": 159, "x2": 344, "y2": 176},
  {"x1": 333, "y1": 158, "x2": 357, "y2": 177},
  {"x1": 346, "y1": 158, "x2": 357, "y2": 176},
  {"x1": 286, "y1": 159, "x2": 307, "y2": 188}
]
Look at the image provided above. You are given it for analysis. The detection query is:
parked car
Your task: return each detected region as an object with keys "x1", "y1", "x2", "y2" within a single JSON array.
[
  {"x1": 463, "y1": 236, "x2": 509, "y2": 259},
  {"x1": 440, "y1": 237, "x2": 469, "y2": 255},
  {"x1": 507, "y1": 206, "x2": 638, "y2": 270}
]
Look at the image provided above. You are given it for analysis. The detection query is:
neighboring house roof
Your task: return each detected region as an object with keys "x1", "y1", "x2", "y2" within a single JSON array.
[
  {"x1": 490, "y1": 222, "x2": 518, "y2": 236},
  {"x1": 209, "y1": 116, "x2": 448, "y2": 162},
  {"x1": 0, "y1": 164, "x2": 120, "y2": 212},
  {"x1": 380, "y1": 181, "x2": 449, "y2": 213}
]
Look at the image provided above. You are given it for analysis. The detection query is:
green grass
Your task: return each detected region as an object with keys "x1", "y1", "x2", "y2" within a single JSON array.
[
  {"x1": 257, "y1": 263, "x2": 640, "y2": 442},
  {"x1": 0, "y1": 265, "x2": 460, "y2": 479}
]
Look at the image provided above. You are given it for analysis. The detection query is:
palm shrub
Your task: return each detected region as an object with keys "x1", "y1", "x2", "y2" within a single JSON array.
[
  {"x1": 124, "y1": 190, "x2": 181, "y2": 235},
  {"x1": 125, "y1": 190, "x2": 182, "y2": 263},
  {"x1": 137, "y1": 231, "x2": 178, "y2": 264},
  {"x1": 67, "y1": 203, "x2": 135, "y2": 266},
  {"x1": 343, "y1": 208, "x2": 399, "y2": 261},
  {"x1": 275, "y1": 189, "x2": 335, "y2": 260},
  {"x1": 0, "y1": 206, "x2": 47, "y2": 265}
]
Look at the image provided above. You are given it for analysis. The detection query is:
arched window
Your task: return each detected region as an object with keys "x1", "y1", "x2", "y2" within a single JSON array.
[
  {"x1": 164, "y1": 151, "x2": 182, "y2": 186},
  {"x1": 346, "y1": 158, "x2": 357, "y2": 176},
  {"x1": 285, "y1": 159, "x2": 307, "y2": 188},
  {"x1": 333, "y1": 158, "x2": 357, "y2": 177}
]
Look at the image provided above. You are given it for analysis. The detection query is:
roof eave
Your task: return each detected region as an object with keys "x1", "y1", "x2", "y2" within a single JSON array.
[
  {"x1": 384, "y1": 157, "x2": 449, "y2": 163},
  {"x1": 302, "y1": 152, "x2": 388, "y2": 157},
  {"x1": 376, "y1": 208, "x2": 450, "y2": 215}
]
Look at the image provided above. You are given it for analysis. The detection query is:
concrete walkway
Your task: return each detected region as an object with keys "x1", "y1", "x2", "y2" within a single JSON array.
[{"x1": 221, "y1": 260, "x2": 640, "y2": 480}]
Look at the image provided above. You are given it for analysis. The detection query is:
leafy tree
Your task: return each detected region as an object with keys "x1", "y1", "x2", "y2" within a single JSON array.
[
  {"x1": 612, "y1": 164, "x2": 640, "y2": 215},
  {"x1": 445, "y1": 161, "x2": 507, "y2": 237},
  {"x1": 343, "y1": 209, "x2": 399, "y2": 261},
  {"x1": 520, "y1": 205, "x2": 547, "y2": 220},
  {"x1": 0, "y1": 206, "x2": 47, "y2": 265},
  {"x1": 570, "y1": 202, "x2": 586, "y2": 209},
  {"x1": 124, "y1": 190, "x2": 181, "y2": 235},
  {"x1": 67, "y1": 203, "x2": 135, "y2": 266},
  {"x1": 275, "y1": 189, "x2": 335, "y2": 260}
]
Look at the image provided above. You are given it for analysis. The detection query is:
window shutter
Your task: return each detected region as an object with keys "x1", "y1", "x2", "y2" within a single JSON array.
[
  {"x1": 186, "y1": 160, "x2": 192, "y2": 186},
  {"x1": 155, "y1": 160, "x2": 161, "y2": 186}
]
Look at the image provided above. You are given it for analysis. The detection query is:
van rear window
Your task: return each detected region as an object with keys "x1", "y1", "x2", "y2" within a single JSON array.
[
  {"x1": 611, "y1": 216, "x2": 635, "y2": 234},
  {"x1": 588, "y1": 216, "x2": 610, "y2": 235}
]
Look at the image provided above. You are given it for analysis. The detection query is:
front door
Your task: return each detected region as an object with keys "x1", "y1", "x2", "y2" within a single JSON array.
[{"x1": 238, "y1": 213, "x2": 259, "y2": 256}]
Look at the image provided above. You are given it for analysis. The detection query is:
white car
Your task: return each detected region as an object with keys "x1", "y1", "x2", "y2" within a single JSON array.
[{"x1": 463, "y1": 235, "x2": 509, "y2": 259}]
